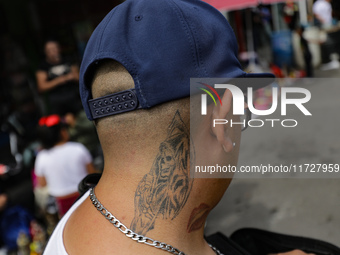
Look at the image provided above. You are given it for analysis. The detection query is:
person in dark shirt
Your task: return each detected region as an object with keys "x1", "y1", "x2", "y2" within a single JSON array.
[{"x1": 35, "y1": 40, "x2": 82, "y2": 116}]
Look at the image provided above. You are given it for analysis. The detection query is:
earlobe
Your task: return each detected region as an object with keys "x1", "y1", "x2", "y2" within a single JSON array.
[
  {"x1": 222, "y1": 138, "x2": 234, "y2": 153},
  {"x1": 211, "y1": 89, "x2": 234, "y2": 153}
]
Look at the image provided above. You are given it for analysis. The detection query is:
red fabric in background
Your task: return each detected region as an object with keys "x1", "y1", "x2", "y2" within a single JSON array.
[
  {"x1": 203, "y1": 0, "x2": 257, "y2": 11},
  {"x1": 55, "y1": 193, "x2": 80, "y2": 217}
]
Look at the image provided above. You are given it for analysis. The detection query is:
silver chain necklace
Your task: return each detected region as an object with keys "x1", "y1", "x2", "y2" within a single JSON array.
[{"x1": 89, "y1": 188, "x2": 224, "y2": 255}]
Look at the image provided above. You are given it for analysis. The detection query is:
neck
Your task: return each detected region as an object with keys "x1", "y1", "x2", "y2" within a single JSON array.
[
  {"x1": 55, "y1": 140, "x2": 67, "y2": 147},
  {"x1": 92, "y1": 155, "x2": 229, "y2": 255},
  {"x1": 81, "y1": 109, "x2": 230, "y2": 254},
  {"x1": 94, "y1": 177, "x2": 216, "y2": 255}
]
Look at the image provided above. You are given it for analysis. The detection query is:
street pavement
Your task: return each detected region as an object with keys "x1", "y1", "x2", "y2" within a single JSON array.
[{"x1": 205, "y1": 68, "x2": 340, "y2": 246}]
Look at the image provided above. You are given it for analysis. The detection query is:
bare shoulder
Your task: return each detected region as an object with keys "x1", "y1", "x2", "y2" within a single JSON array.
[
  {"x1": 63, "y1": 195, "x2": 148, "y2": 255},
  {"x1": 63, "y1": 196, "x2": 116, "y2": 255}
]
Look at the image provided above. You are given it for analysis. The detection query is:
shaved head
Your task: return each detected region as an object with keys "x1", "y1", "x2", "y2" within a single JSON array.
[
  {"x1": 90, "y1": 60, "x2": 190, "y2": 172},
  {"x1": 91, "y1": 60, "x2": 135, "y2": 99}
]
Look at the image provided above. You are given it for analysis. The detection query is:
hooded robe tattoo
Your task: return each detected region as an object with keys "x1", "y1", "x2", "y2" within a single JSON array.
[{"x1": 131, "y1": 111, "x2": 193, "y2": 235}]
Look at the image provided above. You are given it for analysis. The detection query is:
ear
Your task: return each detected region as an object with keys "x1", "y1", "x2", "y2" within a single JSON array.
[{"x1": 211, "y1": 89, "x2": 234, "y2": 153}]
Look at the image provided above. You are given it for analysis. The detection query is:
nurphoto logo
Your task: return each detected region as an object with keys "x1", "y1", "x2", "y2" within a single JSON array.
[{"x1": 200, "y1": 84, "x2": 312, "y2": 128}]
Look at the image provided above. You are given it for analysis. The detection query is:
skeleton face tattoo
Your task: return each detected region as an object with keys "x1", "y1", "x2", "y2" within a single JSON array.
[{"x1": 131, "y1": 111, "x2": 193, "y2": 235}]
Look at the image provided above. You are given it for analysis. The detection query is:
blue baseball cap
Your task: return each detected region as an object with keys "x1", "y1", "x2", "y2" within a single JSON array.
[{"x1": 80, "y1": 0, "x2": 275, "y2": 120}]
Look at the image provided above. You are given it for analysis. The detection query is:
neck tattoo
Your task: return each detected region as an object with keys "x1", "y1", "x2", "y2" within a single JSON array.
[{"x1": 89, "y1": 188, "x2": 224, "y2": 255}]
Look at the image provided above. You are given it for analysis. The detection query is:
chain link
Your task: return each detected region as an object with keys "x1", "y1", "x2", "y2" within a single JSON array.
[
  {"x1": 89, "y1": 188, "x2": 223, "y2": 255},
  {"x1": 209, "y1": 244, "x2": 223, "y2": 255}
]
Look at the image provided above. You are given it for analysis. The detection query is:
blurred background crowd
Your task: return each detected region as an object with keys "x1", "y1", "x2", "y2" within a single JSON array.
[{"x1": 1, "y1": 0, "x2": 340, "y2": 254}]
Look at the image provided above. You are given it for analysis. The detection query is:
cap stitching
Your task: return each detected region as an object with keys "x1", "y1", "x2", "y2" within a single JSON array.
[
  {"x1": 97, "y1": 9, "x2": 116, "y2": 52},
  {"x1": 186, "y1": 9, "x2": 208, "y2": 76},
  {"x1": 168, "y1": 0, "x2": 200, "y2": 77}
]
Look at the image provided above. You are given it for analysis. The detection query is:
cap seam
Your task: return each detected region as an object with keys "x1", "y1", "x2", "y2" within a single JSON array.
[
  {"x1": 97, "y1": 9, "x2": 117, "y2": 52},
  {"x1": 168, "y1": 0, "x2": 201, "y2": 77},
  {"x1": 188, "y1": 17, "x2": 208, "y2": 76}
]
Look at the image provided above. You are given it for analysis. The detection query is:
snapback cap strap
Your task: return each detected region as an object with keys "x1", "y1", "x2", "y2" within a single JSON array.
[{"x1": 88, "y1": 89, "x2": 141, "y2": 119}]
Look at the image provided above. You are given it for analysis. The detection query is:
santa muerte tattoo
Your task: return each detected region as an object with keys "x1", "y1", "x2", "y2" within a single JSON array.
[{"x1": 131, "y1": 111, "x2": 193, "y2": 235}]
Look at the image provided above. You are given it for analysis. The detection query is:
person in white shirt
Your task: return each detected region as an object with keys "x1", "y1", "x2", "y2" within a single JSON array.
[
  {"x1": 35, "y1": 114, "x2": 95, "y2": 217},
  {"x1": 313, "y1": 0, "x2": 340, "y2": 70}
]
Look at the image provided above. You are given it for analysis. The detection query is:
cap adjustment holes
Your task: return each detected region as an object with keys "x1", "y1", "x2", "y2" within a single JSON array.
[{"x1": 89, "y1": 89, "x2": 139, "y2": 119}]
